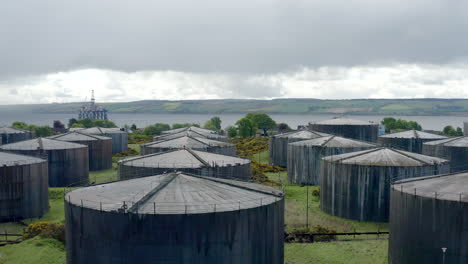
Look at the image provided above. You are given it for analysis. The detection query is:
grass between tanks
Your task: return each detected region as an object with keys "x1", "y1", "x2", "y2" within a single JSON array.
[
  {"x1": 0, "y1": 236, "x2": 66, "y2": 264},
  {"x1": 285, "y1": 240, "x2": 388, "y2": 264}
]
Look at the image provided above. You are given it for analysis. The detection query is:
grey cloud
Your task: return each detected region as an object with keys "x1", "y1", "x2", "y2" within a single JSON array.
[{"x1": 1, "y1": 0, "x2": 468, "y2": 80}]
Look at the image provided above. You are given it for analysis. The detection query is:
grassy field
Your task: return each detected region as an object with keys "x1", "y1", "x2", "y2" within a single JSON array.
[{"x1": 0, "y1": 236, "x2": 66, "y2": 264}]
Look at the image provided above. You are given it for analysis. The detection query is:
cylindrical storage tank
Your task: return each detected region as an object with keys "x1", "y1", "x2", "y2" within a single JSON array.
[
  {"x1": 49, "y1": 132, "x2": 112, "y2": 171},
  {"x1": 65, "y1": 172, "x2": 284, "y2": 264},
  {"x1": 320, "y1": 147, "x2": 450, "y2": 222},
  {"x1": 269, "y1": 130, "x2": 327, "y2": 167},
  {"x1": 422, "y1": 136, "x2": 468, "y2": 172},
  {"x1": 0, "y1": 138, "x2": 89, "y2": 187},
  {"x1": 142, "y1": 135, "x2": 236, "y2": 156},
  {"x1": 118, "y1": 149, "x2": 251, "y2": 180},
  {"x1": 0, "y1": 152, "x2": 49, "y2": 221},
  {"x1": 308, "y1": 117, "x2": 379, "y2": 142},
  {"x1": 464, "y1": 122, "x2": 468, "y2": 136},
  {"x1": 378, "y1": 130, "x2": 447, "y2": 154},
  {"x1": 0, "y1": 127, "x2": 32, "y2": 145},
  {"x1": 75, "y1": 127, "x2": 128, "y2": 154},
  {"x1": 389, "y1": 173, "x2": 468, "y2": 264},
  {"x1": 158, "y1": 126, "x2": 228, "y2": 142},
  {"x1": 287, "y1": 135, "x2": 376, "y2": 185}
]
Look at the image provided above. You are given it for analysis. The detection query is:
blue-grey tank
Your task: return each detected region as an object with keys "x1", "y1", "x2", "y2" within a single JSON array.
[
  {"x1": 71, "y1": 127, "x2": 128, "y2": 154},
  {"x1": 0, "y1": 127, "x2": 32, "y2": 145},
  {"x1": 320, "y1": 148, "x2": 450, "y2": 222},
  {"x1": 422, "y1": 136, "x2": 468, "y2": 172},
  {"x1": 0, "y1": 138, "x2": 89, "y2": 187},
  {"x1": 389, "y1": 173, "x2": 468, "y2": 264},
  {"x1": 158, "y1": 126, "x2": 228, "y2": 142},
  {"x1": 118, "y1": 149, "x2": 251, "y2": 180},
  {"x1": 378, "y1": 130, "x2": 447, "y2": 153},
  {"x1": 65, "y1": 172, "x2": 284, "y2": 264},
  {"x1": 0, "y1": 152, "x2": 49, "y2": 221},
  {"x1": 287, "y1": 135, "x2": 376, "y2": 185},
  {"x1": 308, "y1": 117, "x2": 379, "y2": 142},
  {"x1": 142, "y1": 135, "x2": 236, "y2": 156}
]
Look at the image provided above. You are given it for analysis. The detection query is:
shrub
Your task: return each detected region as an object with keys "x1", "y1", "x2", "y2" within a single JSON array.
[
  {"x1": 312, "y1": 188, "x2": 320, "y2": 198},
  {"x1": 23, "y1": 222, "x2": 65, "y2": 243}
]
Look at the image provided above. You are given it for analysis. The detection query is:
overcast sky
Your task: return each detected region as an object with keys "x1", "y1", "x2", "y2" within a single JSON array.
[{"x1": 1, "y1": 0, "x2": 468, "y2": 104}]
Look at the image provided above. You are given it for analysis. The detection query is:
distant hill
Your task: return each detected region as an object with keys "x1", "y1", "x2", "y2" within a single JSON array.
[{"x1": 2, "y1": 98, "x2": 468, "y2": 116}]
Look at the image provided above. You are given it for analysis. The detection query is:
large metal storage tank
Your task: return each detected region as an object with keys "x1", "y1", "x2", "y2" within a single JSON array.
[
  {"x1": 72, "y1": 127, "x2": 128, "y2": 154},
  {"x1": 269, "y1": 130, "x2": 327, "y2": 167},
  {"x1": 389, "y1": 173, "x2": 468, "y2": 264},
  {"x1": 119, "y1": 149, "x2": 251, "y2": 180},
  {"x1": 65, "y1": 172, "x2": 284, "y2": 264},
  {"x1": 320, "y1": 147, "x2": 450, "y2": 222},
  {"x1": 0, "y1": 138, "x2": 89, "y2": 187},
  {"x1": 287, "y1": 135, "x2": 376, "y2": 185},
  {"x1": 308, "y1": 117, "x2": 379, "y2": 142},
  {"x1": 159, "y1": 126, "x2": 228, "y2": 142},
  {"x1": 142, "y1": 135, "x2": 236, "y2": 156},
  {"x1": 422, "y1": 136, "x2": 468, "y2": 172},
  {"x1": 0, "y1": 127, "x2": 32, "y2": 145},
  {"x1": 0, "y1": 152, "x2": 49, "y2": 221},
  {"x1": 49, "y1": 132, "x2": 112, "y2": 171},
  {"x1": 378, "y1": 130, "x2": 447, "y2": 153}
]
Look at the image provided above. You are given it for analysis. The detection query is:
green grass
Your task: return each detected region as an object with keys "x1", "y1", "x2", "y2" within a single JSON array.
[
  {"x1": 0, "y1": 236, "x2": 66, "y2": 264},
  {"x1": 89, "y1": 165, "x2": 118, "y2": 184},
  {"x1": 285, "y1": 240, "x2": 388, "y2": 264},
  {"x1": 128, "y1": 144, "x2": 140, "y2": 154}
]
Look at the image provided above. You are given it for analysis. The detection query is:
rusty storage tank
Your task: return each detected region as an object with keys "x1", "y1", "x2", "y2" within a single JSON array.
[
  {"x1": 118, "y1": 149, "x2": 251, "y2": 180},
  {"x1": 422, "y1": 136, "x2": 468, "y2": 172},
  {"x1": 269, "y1": 130, "x2": 327, "y2": 167},
  {"x1": 49, "y1": 132, "x2": 112, "y2": 171},
  {"x1": 378, "y1": 130, "x2": 447, "y2": 154},
  {"x1": 142, "y1": 135, "x2": 236, "y2": 156},
  {"x1": 0, "y1": 138, "x2": 89, "y2": 187},
  {"x1": 65, "y1": 172, "x2": 284, "y2": 264},
  {"x1": 287, "y1": 135, "x2": 376, "y2": 185},
  {"x1": 0, "y1": 127, "x2": 32, "y2": 145},
  {"x1": 73, "y1": 127, "x2": 128, "y2": 154},
  {"x1": 308, "y1": 117, "x2": 379, "y2": 142},
  {"x1": 0, "y1": 152, "x2": 49, "y2": 221},
  {"x1": 389, "y1": 173, "x2": 468, "y2": 264},
  {"x1": 158, "y1": 126, "x2": 228, "y2": 142},
  {"x1": 320, "y1": 147, "x2": 450, "y2": 222}
]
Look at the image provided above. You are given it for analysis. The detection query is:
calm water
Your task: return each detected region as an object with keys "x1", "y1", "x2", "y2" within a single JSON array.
[{"x1": 1, "y1": 112, "x2": 467, "y2": 131}]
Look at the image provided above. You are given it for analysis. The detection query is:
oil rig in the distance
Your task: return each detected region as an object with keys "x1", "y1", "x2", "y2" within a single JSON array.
[{"x1": 78, "y1": 90, "x2": 108, "y2": 120}]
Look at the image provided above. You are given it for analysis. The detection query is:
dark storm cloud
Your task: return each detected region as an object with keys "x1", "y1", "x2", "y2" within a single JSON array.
[{"x1": 1, "y1": 0, "x2": 468, "y2": 79}]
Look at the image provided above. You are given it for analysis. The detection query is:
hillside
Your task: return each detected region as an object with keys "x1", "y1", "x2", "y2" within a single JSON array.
[{"x1": 2, "y1": 98, "x2": 468, "y2": 116}]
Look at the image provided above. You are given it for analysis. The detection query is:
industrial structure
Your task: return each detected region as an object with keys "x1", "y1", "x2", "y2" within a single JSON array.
[
  {"x1": 49, "y1": 132, "x2": 112, "y2": 171},
  {"x1": 159, "y1": 126, "x2": 228, "y2": 142},
  {"x1": 0, "y1": 127, "x2": 32, "y2": 145},
  {"x1": 0, "y1": 138, "x2": 89, "y2": 187},
  {"x1": 141, "y1": 135, "x2": 236, "y2": 156},
  {"x1": 287, "y1": 135, "x2": 376, "y2": 185},
  {"x1": 320, "y1": 148, "x2": 450, "y2": 221},
  {"x1": 65, "y1": 172, "x2": 284, "y2": 264},
  {"x1": 71, "y1": 127, "x2": 128, "y2": 154},
  {"x1": 389, "y1": 173, "x2": 468, "y2": 264},
  {"x1": 269, "y1": 130, "x2": 327, "y2": 167},
  {"x1": 118, "y1": 149, "x2": 251, "y2": 180},
  {"x1": 422, "y1": 136, "x2": 468, "y2": 172},
  {"x1": 78, "y1": 90, "x2": 108, "y2": 120},
  {"x1": 308, "y1": 117, "x2": 379, "y2": 142},
  {"x1": 378, "y1": 130, "x2": 447, "y2": 153},
  {"x1": 0, "y1": 152, "x2": 49, "y2": 221}
]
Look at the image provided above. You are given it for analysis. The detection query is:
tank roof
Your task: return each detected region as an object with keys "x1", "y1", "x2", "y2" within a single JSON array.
[
  {"x1": 273, "y1": 130, "x2": 327, "y2": 139},
  {"x1": 323, "y1": 147, "x2": 448, "y2": 166},
  {"x1": 145, "y1": 135, "x2": 232, "y2": 149},
  {"x1": 162, "y1": 126, "x2": 218, "y2": 135},
  {"x1": 49, "y1": 132, "x2": 110, "y2": 141},
  {"x1": 393, "y1": 173, "x2": 468, "y2": 202},
  {"x1": 66, "y1": 172, "x2": 282, "y2": 214},
  {"x1": 0, "y1": 127, "x2": 29, "y2": 134},
  {"x1": 119, "y1": 149, "x2": 248, "y2": 169},
  {"x1": 0, "y1": 152, "x2": 46, "y2": 166},
  {"x1": 73, "y1": 127, "x2": 126, "y2": 134},
  {"x1": 311, "y1": 117, "x2": 377, "y2": 126},
  {"x1": 423, "y1": 136, "x2": 468, "y2": 147},
  {"x1": 0, "y1": 138, "x2": 87, "y2": 151},
  {"x1": 290, "y1": 135, "x2": 376, "y2": 148},
  {"x1": 157, "y1": 127, "x2": 227, "y2": 141},
  {"x1": 379, "y1": 130, "x2": 447, "y2": 139}
]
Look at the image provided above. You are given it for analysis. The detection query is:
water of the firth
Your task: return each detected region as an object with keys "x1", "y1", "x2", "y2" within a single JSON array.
[{"x1": 0, "y1": 112, "x2": 467, "y2": 131}]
